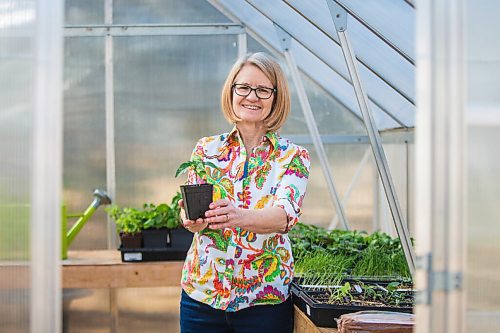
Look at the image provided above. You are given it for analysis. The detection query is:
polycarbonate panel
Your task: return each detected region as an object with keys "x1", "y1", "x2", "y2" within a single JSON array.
[
  {"x1": 466, "y1": 127, "x2": 500, "y2": 331},
  {"x1": 379, "y1": 142, "x2": 411, "y2": 233},
  {"x1": 63, "y1": 37, "x2": 107, "y2": 250},
  {"x1": 114, "y1": 0, "x2": 231, "y2": 24},
  {"x1": 64, "y1": 287, "x2": 181, "y2": 333},
  {"x1": 65, "y1": 0, "x2": 104, "y2": 25},
  {"x1": 288, "y1": 40, "x2": 401, "y2": 130},
  {"x1": 335, "y1": 0, "x2": 415, "y2": 61},
  {"x1": 254, "y1": 0, "x2": 415, "y2": 106},
  {"x1": 216, "y1": 0, "x2": 412, "y2": 129},
  {"x1": 320, "y1": 143, "x2": 375, "y2": 230},
  {"x1": 113, "y1": 35, "x2": 237, "y2": 206},
  {"x1": 0, "y1": 1, "x2": 33, "y2": 332},
  {"x1": 289, "y1": 74, "x2": 366, "y2": 136},
  {"x1": 467, "y1": 0, "x2": 500, "y2": 109},
  {"x1": 116, "y1": 287, "x2": 181, "y2": 333},
  {"x1": 466, "y1": 1, "x2": 500, "y2": 330}
]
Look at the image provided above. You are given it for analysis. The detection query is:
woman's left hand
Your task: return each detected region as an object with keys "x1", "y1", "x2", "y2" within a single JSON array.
[{"x1": 203, "y1": 199, "x2": 245, "y2": 230}]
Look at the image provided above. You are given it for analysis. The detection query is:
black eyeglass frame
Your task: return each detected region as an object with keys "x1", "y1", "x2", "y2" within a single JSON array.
[{"x1": 232, "y1": 83, "x2": 277, "y2": 100}]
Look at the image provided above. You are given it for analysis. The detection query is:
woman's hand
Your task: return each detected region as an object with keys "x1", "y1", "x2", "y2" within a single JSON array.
[
  {"x1": 198, "y1": 199, "x2": 288, "y2": 234},
  {"x1": 179, "y1": 199, "x2": 208, "y2": 233},
  {"x1": 204, "y1": 199, "x2": 246, "y2": 230}
]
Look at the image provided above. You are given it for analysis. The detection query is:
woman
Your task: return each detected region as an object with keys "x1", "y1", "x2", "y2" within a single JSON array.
[{"x1": 179, "y1": 52, "x2": 310, "y2": 333}]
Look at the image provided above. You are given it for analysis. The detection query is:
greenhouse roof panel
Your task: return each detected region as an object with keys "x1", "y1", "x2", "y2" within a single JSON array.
[
  {"x1": 284, "y1": 0, "x2": 415, "y2": 104},
  {"x1": 291, "y1": 41, "x2": 401, "y2": 130},
  {"x1": 210, "y1": 0, "x2": 415, "y2": 130},
  {"x1": 335, "y1": 0, "x2": 415, "y2": 61}
]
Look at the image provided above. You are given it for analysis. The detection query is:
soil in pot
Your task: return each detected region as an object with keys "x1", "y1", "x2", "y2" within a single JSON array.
[{"x1": 180, "y1": 184, "x2": 213, "y2": 220}]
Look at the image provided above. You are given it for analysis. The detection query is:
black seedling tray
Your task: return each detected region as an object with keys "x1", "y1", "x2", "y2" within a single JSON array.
[
  {"x1": 291, "y1": 279, "x2": 413, "y2": 328},
  {"x1": 291, "y1": 280, "x2": 307, "y2": 313},
  {"x1": 119, "y1": 246, "x2": 189, "y2": 262},
  {"x1": 119, "y1": 228, "x2": 194, "y2": 262}
]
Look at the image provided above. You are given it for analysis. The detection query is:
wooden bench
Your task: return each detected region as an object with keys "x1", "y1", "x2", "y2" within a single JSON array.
[{"x1": 2, "y1": 250, "x2": 336, "y2": 332}]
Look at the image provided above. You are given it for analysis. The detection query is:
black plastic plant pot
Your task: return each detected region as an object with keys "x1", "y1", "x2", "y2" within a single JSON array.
[
  {"x1": 120, "y1": 232, "x2": 143, "y2": 249},
  {"x1": 142, "y1": 228, "x2": 171, "y2": 248},
  {"x1": 180, "y1": 184, "x2": 213, "y2": 220},
  {"x1": 170, "y1": 227, "x2": 194, "y2": 251}
]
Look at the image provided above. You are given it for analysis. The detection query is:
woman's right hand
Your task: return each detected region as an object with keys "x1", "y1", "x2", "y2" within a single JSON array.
[{"x1": 179, "y1": 199, "x2": 208, "y2": 233}]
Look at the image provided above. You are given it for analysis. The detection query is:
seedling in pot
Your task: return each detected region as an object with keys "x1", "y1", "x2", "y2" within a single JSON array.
[{"x1": 175, "y1": 155, "x2": 228, "y2": 220}]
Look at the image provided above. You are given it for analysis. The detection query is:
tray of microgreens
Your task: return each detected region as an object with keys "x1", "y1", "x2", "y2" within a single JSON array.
[{"x1": 289, "y1": 223, "x2": 414, "y2": 328}]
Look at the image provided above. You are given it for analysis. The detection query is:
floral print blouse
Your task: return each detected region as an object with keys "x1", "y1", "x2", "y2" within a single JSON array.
[{"x1": 181, "y1": 126, "x2": 310, "y2": 311}]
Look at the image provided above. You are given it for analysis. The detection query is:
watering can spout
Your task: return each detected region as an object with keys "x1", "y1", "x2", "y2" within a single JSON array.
[{"x1": 62, "y1": 189, "x2": 112, "y2": 259}]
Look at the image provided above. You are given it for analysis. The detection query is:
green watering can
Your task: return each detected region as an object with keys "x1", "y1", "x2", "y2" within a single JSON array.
[{"x1": 61, "y1": 189, "x2": 112, "y2": 259}]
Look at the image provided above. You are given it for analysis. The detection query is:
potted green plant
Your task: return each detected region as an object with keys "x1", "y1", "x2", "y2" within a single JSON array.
[
  {"x1": 175, "y1": 155, "x2": 228, "y2": 220},
  {"x1": 105, "y1": 192, "x2": 194, "y2": 261},
  {"x1": 142, "y1": 192, "x2": 194, "y2": 248},
  {"x1": 141, "y1": 202, "x2": 172, "y2": 248},
  {"x1": 166, "y1": 192, "x2": 194, "y2": 250},
  {"x1": 105, "y1": 205, "x2": 144, "y2": 249}
]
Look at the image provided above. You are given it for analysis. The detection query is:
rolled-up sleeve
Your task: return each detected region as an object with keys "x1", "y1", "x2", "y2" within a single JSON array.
[{"x1": 272, "y1": 146, "x2": 310, "y2": 232}]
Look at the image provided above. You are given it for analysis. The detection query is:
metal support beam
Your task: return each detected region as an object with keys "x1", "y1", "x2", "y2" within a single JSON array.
[
  {"x1": 274, "y1": 24, "x2": 350, "y2": 230},
  {"x1": 326, "y1": 0, "x2": 415, "y2": 275},
  {"x1": 105, "y1": 0, "x2": 118, "y2": 256},
  {"x1": 31, "y1": 0, "x2": 63, "y2": 331},
  {"x1": 64, "y1": 24, "x2": 244, "y2": 37},
  {"x1": 415, "y1": 0, "x2": 466, "y2": 332},
  {"x1": 237, "y1": 32, "x2": 247, "y2": 58},
  {"x1": 104, "y1": 2, "x2": 119, "y2": 333}
]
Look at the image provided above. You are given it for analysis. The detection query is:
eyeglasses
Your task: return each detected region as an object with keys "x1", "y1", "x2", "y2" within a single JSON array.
[{"x1": 232, "y1": 83, "x2": 276, "y2": 100}]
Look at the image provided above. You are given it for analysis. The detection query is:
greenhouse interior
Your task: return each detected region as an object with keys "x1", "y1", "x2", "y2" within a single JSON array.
[{"x1": 1, "y1": 0, "x2": 499, "y2": 332}]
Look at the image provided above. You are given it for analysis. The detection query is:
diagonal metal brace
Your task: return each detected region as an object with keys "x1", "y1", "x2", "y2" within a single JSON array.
[{"x1": 325, "y1": 0, "x2": 416, "y2": 276}]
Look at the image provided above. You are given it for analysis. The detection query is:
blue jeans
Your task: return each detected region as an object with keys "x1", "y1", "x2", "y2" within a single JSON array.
[{"x1": 180, "y1": 290, "x2": 294, "y2": 333}]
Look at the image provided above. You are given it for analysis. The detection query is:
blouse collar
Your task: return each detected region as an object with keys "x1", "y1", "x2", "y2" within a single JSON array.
[{"x1": 224, "y1": 125, "x2": 279, "y2": 150}]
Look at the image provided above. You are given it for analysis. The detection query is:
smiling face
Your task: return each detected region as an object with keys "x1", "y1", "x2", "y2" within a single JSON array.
[{"x1": 232, "y1": 64, "x2": 275, "y2": 128}]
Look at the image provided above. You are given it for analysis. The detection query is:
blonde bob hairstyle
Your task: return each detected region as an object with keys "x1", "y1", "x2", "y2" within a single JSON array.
[{"x1": 220, "y1": 52, "x2": 291, "y2": 132}]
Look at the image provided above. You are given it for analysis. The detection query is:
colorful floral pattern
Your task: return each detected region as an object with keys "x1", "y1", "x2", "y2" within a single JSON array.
[{"x1": 181, "y1": 127, "x2": 310, "y2": 311}]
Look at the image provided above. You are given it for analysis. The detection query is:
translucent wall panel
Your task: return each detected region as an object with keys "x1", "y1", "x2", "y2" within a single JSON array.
[
  {"x1": 65, "y1": 0, "x2": 104, "y2": 25},
  {"x1": 0, "y1": 1, "x2": 33, "y2": 331},
  {"x1": 113, "y1": 34, "x2": 237, "y2": 206},
  {"x1": 63, "y1": 37, "x2": 107, "y2": 250},
  {"x1": 466, "y1": 1, "x2": 500, "y2": 330},
  {"x1": 284, "y1": 74, "x2": 366, "y2": 136},
  {"x1": 466, "y1": 128, "x2": 500, "y2": 331},
  {"x1": 65, "y1": 287, "x2": 181, "y2": 333},
  {"x1": 378, "y1": 140, "x2": 413, "y2": 236},
  {"x1": 321, "y1": 144, "x2": 374, "y2": 230},
  {"x1": 114, "y1": 0, "x2": 231, "y2": 24}
]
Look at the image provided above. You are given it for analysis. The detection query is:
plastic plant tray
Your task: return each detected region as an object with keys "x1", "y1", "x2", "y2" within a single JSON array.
[
  {"x1": 292, "y1": 280, "x2": 413, "y2": 328},
  {"x1": 119, "y1": 246, "x2": 188, "y2": 262}
]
